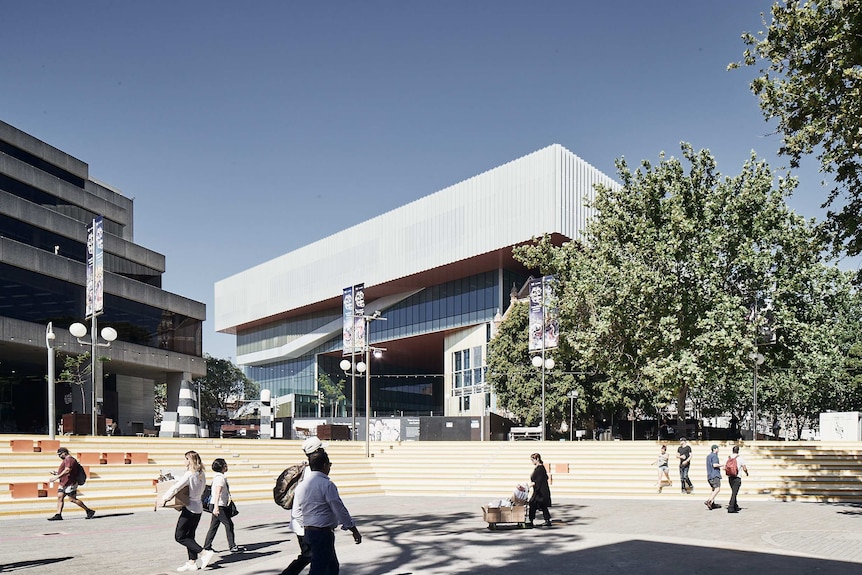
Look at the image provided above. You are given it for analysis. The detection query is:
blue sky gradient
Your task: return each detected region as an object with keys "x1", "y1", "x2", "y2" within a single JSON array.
[{"x1": 1, "y1": 1, "x2": 843, "y2": 360}]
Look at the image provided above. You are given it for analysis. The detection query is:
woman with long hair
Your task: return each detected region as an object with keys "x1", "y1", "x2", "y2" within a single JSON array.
[
  {"x1": 655, "y1": 444, "x2": 672, "y2": 492},
  {"x1": 203, "y1": 458, "x2": 239, "y2": 553},
  {"x1": 528, "y1": 453, "x2": 552, "y2": 527},
  {"x1": 160, "y1": 450, "x2": 215, "y2": 572}
]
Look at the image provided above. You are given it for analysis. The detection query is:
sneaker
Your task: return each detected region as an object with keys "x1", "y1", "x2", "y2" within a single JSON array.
[
  {"x1": 177, "y1": 563, "x2": 198, "y2": 572},
  {"x1": 47, "y1": 514, "x2": 63, "y2": 521},
  {"x1": 229, "y1": 546, "x2": 243, "y2": 553},
  {"x1": 198, "y1": 549, "x2": 216, "y2": 570},
  {"x1": 542, "y1": 521, "x2": 552, "y2": 527},
  {"x1": 86, "y1": 509, "x2": 96, "y2": 519}
]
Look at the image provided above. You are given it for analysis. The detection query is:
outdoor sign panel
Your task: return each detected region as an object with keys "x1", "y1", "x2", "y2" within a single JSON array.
[
  {"x1": 528, "y1": 275, "x2": 558, "y2": 351},
  {"x1": 342, "y1": 283, "x2": 365, "y2": 355},
  {"x1": 85, "y1": 216, "x2": 104, "y2": 318}
]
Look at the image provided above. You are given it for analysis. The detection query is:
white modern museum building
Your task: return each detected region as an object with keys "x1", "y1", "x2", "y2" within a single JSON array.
[{"x1": 215, "y1": 144, "x2": 615, "y2": 421}]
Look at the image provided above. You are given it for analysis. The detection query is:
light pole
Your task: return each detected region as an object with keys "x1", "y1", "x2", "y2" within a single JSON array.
[
  {"x1": 46, "y1": 323, "x2": 56, "y2": 440},
  {"x1": 340, "y1": 358, "x2": 360, "y2": 441},
  {"x1": 363, "y1": 312, "x2": 385, "y2": 457},
  {"x1": 567, "y1": 390, "x2": 578, "y2": 441},
  {"x1": 531, "y1": 353, "x2": 554, "y2": 441},
  {"x1": 749, "y1": 351, "x2": 764, "y2": 441},
  {"x1": 69, "y1": 320, "x2": 117, "y2": 436}
]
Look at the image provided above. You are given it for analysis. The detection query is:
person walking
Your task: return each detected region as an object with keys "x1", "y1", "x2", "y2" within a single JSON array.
[
  {"x1": 298, "y1": 450, "x2": 361, "y2": 575},
  {"x1": 528, "y1": 453, "x2": 552, "y2": 527},
  {"x1": 47, "y1": 447, "x2": 95, "y2": 521},
  {"x1": 726, "y1": 445, "x2": 749, "y2": 513},
  {"x1": 202, "y1": 458, "x2": 239, "y2": 553},
  {"x1": 160, "y1": 450, "x2": 215, "y2": 572},
  {"x1": 654, "y1": 444, "x2": 672, "y2": 492},
  {"x1": 704, "y1": 444, "x2": 722, "y2": 510},
  {"x1": 677, "y1": 437, "x2": 693, "y2": 493},
  {"x1": 281, "y1": 437, "x2": 327, "y2": 575}
]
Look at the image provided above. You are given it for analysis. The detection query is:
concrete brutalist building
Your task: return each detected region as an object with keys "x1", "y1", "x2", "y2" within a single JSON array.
[{"x1": 0, "y1": 120, "x2": 205, "y2": 434}]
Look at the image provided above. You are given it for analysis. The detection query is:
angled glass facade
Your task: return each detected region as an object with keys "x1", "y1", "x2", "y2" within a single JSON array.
[{"x1": 239, "y1": 269, "x2": 527, "y2": 415}]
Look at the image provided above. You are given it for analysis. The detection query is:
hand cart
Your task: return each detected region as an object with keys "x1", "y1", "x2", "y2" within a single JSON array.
[{"x1": 481, "y1": 504, "x2": 532, "y2": 530}]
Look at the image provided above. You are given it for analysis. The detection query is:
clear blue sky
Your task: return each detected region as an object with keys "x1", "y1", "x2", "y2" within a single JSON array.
[{"x1": 1, "y1": 1, "x2": 846, "y2": 361}]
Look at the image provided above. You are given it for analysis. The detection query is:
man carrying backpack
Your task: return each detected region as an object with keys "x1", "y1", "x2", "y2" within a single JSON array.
[
  {"x1": 280, "y1": 436, "x2": 327, "y2": 575},
  {"x1": 47, "y1": 447, "x2": 95, "y2": 521},
  {"x1": 725, "y1": 445, "x2": 749, "y2": 514}
]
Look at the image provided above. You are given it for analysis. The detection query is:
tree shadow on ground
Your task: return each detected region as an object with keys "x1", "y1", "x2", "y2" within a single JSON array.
[{"x1": 344, "y1": 505, "x2": 860, "y2": 575}]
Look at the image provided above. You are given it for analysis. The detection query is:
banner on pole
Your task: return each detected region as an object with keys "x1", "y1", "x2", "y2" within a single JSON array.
[
  {"x1": 342, "y1": 283, "x2": 365, "y2": 355},
  {"x1": 86, "y1": 217, "x2": 104, "y2": 318},
  {"x1": 528, "y1": 275, "x2": 558, "y2": 351}
]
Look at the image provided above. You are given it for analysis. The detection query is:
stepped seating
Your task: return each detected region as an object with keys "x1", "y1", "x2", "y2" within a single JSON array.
[{"x1": 2, "y1": 435, "x2": 862, "y2": 519}]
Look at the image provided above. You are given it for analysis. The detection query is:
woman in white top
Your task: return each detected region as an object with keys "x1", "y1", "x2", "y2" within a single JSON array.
[
  {"x1": 655, "y1": 444, "x2": 672, "y2": 492},
  {"x1": 203, "y1": 458, "x2": 238, "y2": 553},
  {"x1": 160, "y1": 450, "x2": 215, "y2": 572}
]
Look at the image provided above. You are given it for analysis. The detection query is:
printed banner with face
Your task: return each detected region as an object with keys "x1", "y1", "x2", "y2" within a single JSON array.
[
  {"x1": 541, "y1": 276, "x2": 559, "y2": 350},
  {"x1": 85, "y1": 217, "x2": 104, "y2": 318},
  {"x1": 528, "y1": 275, "x2": 558, "y2": 351},
  {"x1": 353, "y1": 284, "x2": 365, "y2": 350},
  {"x1": 343, "y1": 283, "x2": 365, "y2": 355}
]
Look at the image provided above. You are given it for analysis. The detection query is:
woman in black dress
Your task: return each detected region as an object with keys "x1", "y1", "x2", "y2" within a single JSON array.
[{"x1": 529, "y1": 453, "x2": 552, "y2": 527}]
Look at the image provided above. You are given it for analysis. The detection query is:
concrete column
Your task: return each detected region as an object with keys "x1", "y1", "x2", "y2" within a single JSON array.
[{"x1": 177, "y1": 379, "x2": 200, "y2": 438}]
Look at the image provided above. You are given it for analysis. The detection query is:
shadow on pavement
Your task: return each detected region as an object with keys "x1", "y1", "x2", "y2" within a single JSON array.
[{"x1": 0, "y1": 557, "x2": 73, "y2": 572}]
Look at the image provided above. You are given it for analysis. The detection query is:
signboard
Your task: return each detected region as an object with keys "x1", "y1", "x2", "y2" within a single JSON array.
[
  {"x1": 528, "y1": 275, "x2": 558, "y2": 351},
  {"x1": 85, "y1": 216, "x2": 104, "y2": 318},
  {"x1": 342, "y1": 283, "x2": 365, "y2": 355}
]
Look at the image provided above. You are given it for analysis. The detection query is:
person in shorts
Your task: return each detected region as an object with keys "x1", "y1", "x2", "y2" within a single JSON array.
[
  {"x1": 704, "y1": 444, "x2": 722, "y2": 510},
  {"x1": 47, "y1": 447, "x2": 95, "y2": 521}
]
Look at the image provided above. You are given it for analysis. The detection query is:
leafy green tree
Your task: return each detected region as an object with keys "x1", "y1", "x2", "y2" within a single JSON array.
[
  {"x1": 56, "y1": 352, "x2": 110, "y2": 414},
  {"x1": 515, "y1": 145, "x2": 824, "y2": 425},
  {"x1": 57, "y1": 352, "x2": 92, "y2": 413},
  {"x1": 487, "y1": 301, "x2": 584, "y2": 435},
  {"x1": 732, "y1": 1, "x2": 862, "y2": 258},
  {"x1": 192, "y1": 354, "x2": 258, "y2": 424},
  {"x1": 318, "y1": 373, "x2": 346, "y2": 417}
]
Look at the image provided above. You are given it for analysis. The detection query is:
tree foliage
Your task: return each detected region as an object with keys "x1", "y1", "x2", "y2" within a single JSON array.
[
  {"x1": 487, "y1": 302, "x2": 580, "y2": 433},
  {"x1": 57, "y1": 352, "x2": 92, "y2": 413},
  {"x1": 505, "y1": 144, "x2": 858, "y2": 430},
  {"x1": 733, "y1": 0, "x2": 862, "y2": 258},
  {"x1": 192, "y1": 354, "x2": 259, "y2": 424},
  {"x1": 318, "y1": 373, "x2": 347, "y2": 417}
]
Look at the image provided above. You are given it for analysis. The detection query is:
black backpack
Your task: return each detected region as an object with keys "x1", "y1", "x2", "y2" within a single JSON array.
[
  {"x1": 74, "y1": 460, "x2": 87, "y2": 485},
  {"x1": 273, "y1": 461, "x2": 307, "y2": 510}
]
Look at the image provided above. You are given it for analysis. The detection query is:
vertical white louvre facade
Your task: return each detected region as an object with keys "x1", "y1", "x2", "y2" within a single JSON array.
[{"x1": 214, "y1": 144, "x2": 614, "y2": 419}]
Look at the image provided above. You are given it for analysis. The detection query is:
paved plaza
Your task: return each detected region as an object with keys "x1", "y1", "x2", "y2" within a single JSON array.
[{"x1": 2, "y1": 495, "x2": 861, "y2": 574}]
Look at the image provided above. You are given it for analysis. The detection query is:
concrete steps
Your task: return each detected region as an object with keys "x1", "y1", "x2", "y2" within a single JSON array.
[
  {"x1": 3, "y1": 435, "x2": 862, "y2": 518},
  {"x1": 0, "y1": 435, "x2": 381, "y2": 518}
]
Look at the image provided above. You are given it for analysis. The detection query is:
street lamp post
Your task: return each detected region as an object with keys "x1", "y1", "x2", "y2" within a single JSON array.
[
  {"x1": 749, "y1": 351, "x2": 764, "y2": 441},
  {"x1": 340, "y1": 358, "x2": 360, "y2": 441},
  {"x1": 69, "y1": 320, "x2": 117, "y2": 436},
  {"x1": 567, "y1": 390, "x2": 578, "y2": 442},
  {"x1": 46, "y1": 323, "x2": 56, "y2": 440},
  {"x1": 531, "y1": 353, "x2": 554, "y2": 441},
  {"x1": 341, "y1": 312, "x2": 385, "y2": 457}
]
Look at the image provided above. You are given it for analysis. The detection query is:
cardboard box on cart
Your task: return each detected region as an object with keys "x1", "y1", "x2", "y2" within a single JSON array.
[{"x1": 155, "y1": 480, "x2": 189, "y2": 510}]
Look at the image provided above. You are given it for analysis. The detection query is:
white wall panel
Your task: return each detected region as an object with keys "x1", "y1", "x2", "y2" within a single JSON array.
[{"x1": 215, "y1": 145, "x2": 615, "y2": 332}]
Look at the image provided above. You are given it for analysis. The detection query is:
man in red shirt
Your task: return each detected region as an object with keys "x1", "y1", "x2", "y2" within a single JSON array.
[{"x1": 48, "y1": 447, "x2": 95, "y2": 521}]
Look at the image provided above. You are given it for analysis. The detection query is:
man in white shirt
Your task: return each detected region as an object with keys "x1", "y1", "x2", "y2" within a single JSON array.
[
  {"x1": 282, "y1": 437, "x2": 327, "y2": 575},
  {"x1": 298, "y1": 450, "x2": 361, "y2": 575}
]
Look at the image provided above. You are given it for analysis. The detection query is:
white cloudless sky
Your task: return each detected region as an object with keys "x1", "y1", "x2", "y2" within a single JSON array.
[{"x1": 1, "y1": 1, "x2": 850, "y2": 361}]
